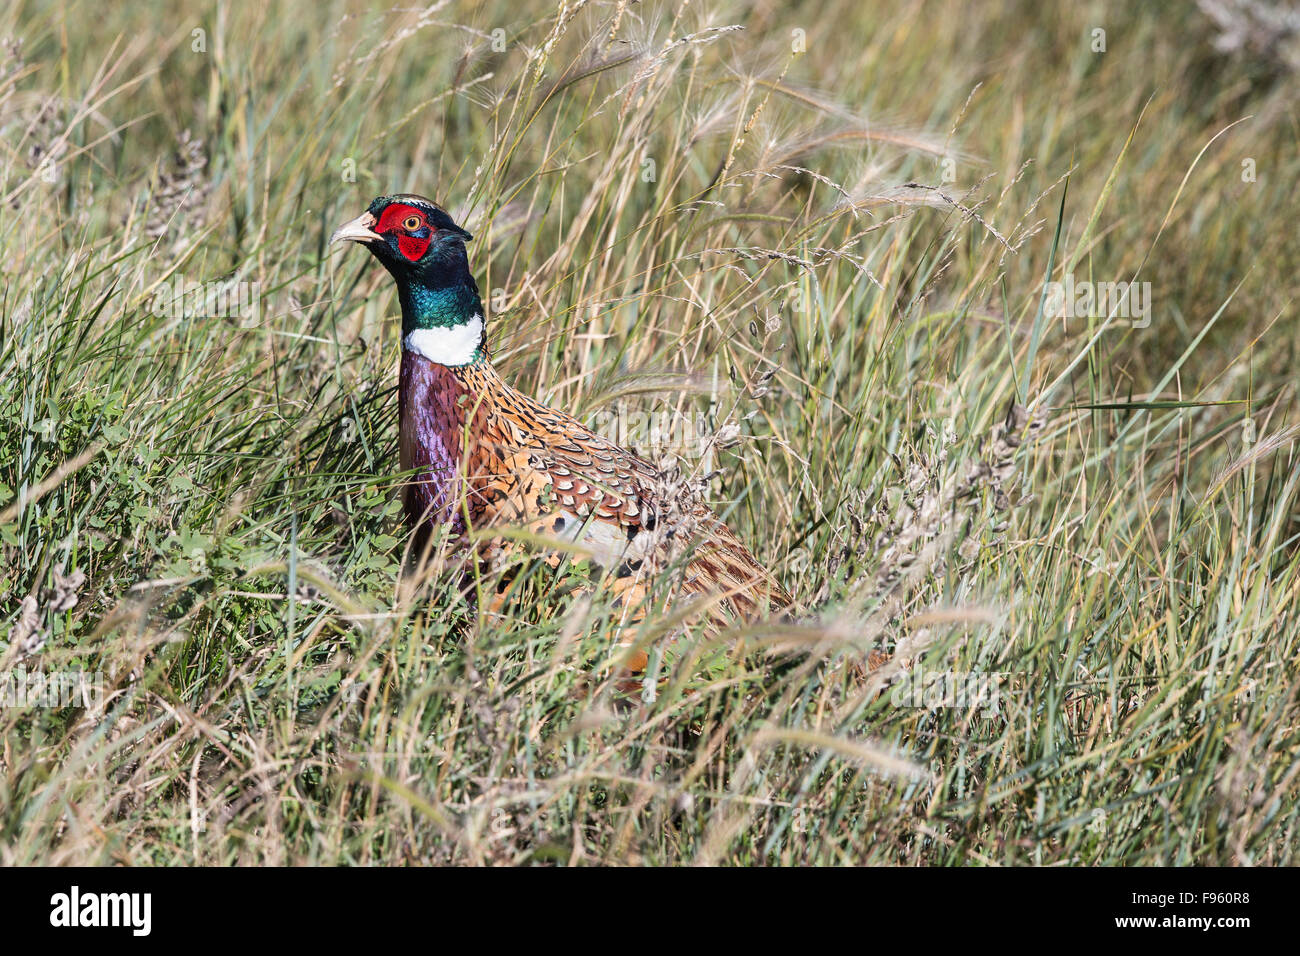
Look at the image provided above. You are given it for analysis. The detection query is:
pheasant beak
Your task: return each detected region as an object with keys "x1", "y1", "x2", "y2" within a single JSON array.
[{"x1": 331, "y1": 210, "x2": 383, "y2": 245}]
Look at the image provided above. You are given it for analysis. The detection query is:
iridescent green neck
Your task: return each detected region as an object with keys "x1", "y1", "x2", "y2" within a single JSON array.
[
  {"x1": 386, "y1": 228, "x2": 487, "y2": 364},
  {"x1": 398, "y1": 279, "x2": 487, "y2": 366},
  {"x1": 400, "y1": 282, "x2": 480, "y2": 332}
]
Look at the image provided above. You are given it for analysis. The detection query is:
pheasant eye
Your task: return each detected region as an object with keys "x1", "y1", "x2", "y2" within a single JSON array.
[{"x1": 402, "y1": 215, "x2": 422, "y2": 231}]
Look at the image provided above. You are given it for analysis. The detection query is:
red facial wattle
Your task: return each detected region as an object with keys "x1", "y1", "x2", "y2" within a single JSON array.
[{"x1": 375, "y1": 202, "x2": 433, "y2": 262}]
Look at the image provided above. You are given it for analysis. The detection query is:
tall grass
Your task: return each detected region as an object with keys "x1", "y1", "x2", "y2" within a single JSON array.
[{"x1": 1, "y1": 0, "x2": 1297, "y2": 864}]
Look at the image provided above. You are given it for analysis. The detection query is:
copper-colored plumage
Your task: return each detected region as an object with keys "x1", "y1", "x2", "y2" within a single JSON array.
[{"x1": 400, "y1": 351, "x2": 790, "y2": 628}]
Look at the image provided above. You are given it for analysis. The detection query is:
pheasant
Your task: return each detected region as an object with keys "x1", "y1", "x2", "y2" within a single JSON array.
[{"x1": 331, "y1": 194, "x2": 790, "y2": 654}]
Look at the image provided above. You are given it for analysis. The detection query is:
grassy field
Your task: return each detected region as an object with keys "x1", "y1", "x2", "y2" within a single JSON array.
[{"x1": 1, "y1": 0, "x2": 1298, "y2": 865}]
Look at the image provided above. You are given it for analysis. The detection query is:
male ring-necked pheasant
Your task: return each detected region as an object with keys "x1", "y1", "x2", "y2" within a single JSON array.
[{"x1": 332, "y1": 195, "x2": 789, "y2": 649}]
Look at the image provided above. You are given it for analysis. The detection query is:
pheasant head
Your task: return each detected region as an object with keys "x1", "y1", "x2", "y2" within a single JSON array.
[{"x1": 332, "y1": 194, "x2": 485, "y2": 365}]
